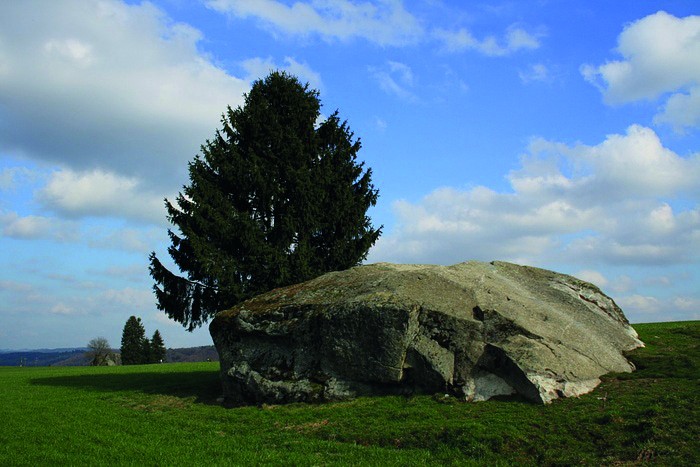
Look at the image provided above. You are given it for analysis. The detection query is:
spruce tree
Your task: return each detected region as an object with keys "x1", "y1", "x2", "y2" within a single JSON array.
[
  {"x1": 120, "y1": 316, "x2": 147, "y2": 365},
  {"x1": 150, "y1": 330, "x2": 167, "y2": 363},
  {"x1": 149, "y1": 71, "x2": 381, "y2": 330},
  {"x1": 142, "y1": 338, "x2": 151, "y2": 364}
]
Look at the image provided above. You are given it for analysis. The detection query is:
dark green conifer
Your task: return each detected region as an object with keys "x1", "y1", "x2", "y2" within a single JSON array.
[
  {"x1": 142, "y1": 337, "x2": 151, "y2": 364},
  {"x1": 149, "y1": 71, "x2": 381, "y2": 330},
  {"x1": 120, "y1": 316, "x2": 147, "y2": 365},
  {"x1": 150, "y1": 330, "x2": 167, "y2": 363}
]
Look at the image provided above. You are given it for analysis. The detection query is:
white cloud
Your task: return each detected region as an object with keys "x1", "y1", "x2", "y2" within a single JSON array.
[
  {"x1": 153, "y1": 310, "x2": 182, "y2": 328},
  {"x1": 654, "y1": 86, "x2": 700, "y2": 131},
  {"x1": 434, "y1": 24, "x2": 543, "y2": 56},
  {"x1": 0, "y1": 0, "x2": 248, "y2": 188},
  {"x1": 574, "y1": 270, "x2": 608, "y2": 288},
  {"x1": 0, "y1": 280, "x2": 34, "y2": 294},
  {"x1": 0, "y1": 166, "x2": 41, "y2": 192},
  {"x1": 208, "y1": 1, "x2": 544, "y2": 57},
  {"x1": 616, "y1": 294, "x2": 662, "y2": 315},
  {"x1": 505, "y1": 26, "x2": 541, "y2": 51},
  {"x1": 2, "y1": 214, "x2": 53, "y2": 239},
  {"x1": 206, "y1": 0, "x2": 423, "y2": 46},
  {"x1": 1, "y1": 208, "x2": 165, "y2": 252},
  {"x1": 0, "y1": 211, "x2": 79, "y2": 241},
  {"x1": 370, "y1": 61, "x2": 417, "y2": 101},
  {"x1": 522, "y1": 125, "x2": 700, "y2": 201},
  {"x1": 241, "y1": 56, "x2": 323, "y2": 90},
  {"x1": 369, "y1": 125, "x2": 700, "y2": 267},
  {"x1": 100, "y1": 287, "x2": 153, "y2": 309},
  {"x1": 49, "y1": 303, "x2": 82, "y2": 316},
  {"x1": 609, "y1": 275, "x2": 634, "y2": 294},
  {"x1": 38, "y1": 169, "x2": 166, "y2": 224},
  {"x1": 87, "y1": 226, "x2": 164, "y2": 253},
  {"x1": 98, "y1": 264, "x2": 149, "y2": 282},
  {"x1": 581, "y1": 11, "x2": 700, "y2": 131},
  {"x1": 673, "y1": 296, "x2": 700, "y2": 311},
  {"x1": 519, "y1": 63, "x2": 551, "y2": 84},
  {"x1": 44, "y1": 38, "x2": 94, "y2": 66}
]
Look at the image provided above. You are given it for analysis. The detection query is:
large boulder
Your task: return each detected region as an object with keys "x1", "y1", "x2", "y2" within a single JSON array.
[{"x1": 210, "y1": 261, "x2": 643, "y2": 405}]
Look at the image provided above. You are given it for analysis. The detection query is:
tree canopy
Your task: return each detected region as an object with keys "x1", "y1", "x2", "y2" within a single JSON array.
[
  {"x1": 149, "y1": 71, "x2": 381, "y2": 330},
  {"x1": 149, "y1": 330, "x2": 167, "y2": 363},
  {"x1": 120, "y1": 316, "x2": 166, "y2": 364},
  {"x1": 120, "y1": 316, "x2": 147, "y2": 365},
  {"x1": 86, "y1": 337, "x2": 113, "y2": 366}
]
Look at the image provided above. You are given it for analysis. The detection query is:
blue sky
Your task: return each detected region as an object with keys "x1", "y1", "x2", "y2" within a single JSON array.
[{"x1": 1, "y1": 0, "x2": 699, "y2": 350}]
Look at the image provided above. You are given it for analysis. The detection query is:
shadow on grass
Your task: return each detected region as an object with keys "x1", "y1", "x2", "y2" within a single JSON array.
[{"x1": 31, "y1": 367, "x2": 222, "y2": 405}]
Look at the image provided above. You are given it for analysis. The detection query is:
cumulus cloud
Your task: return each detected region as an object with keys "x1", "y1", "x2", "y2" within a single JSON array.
[
  {"x1": 574, "y1": 270, "x2": 608, "y2": 288},
  {"x1": 654, "y1": 86, "x2": 700, "y2": 131},
  {"x1": 434, "y1": 24, "x2": 543, "y2": 56},
  {"x1": 0, "y1": 209, "x2": 169, "y2": 255},
  {"x1": 370, "y1": 125, "x2": 700, "y2": 267},
  {"x1": 206, "y1": 0, "x2": 423, "y2": 46},
  {"x1": 0, "y1": 0, "x2": 248, "y2": 188},
  {"x1": 0, "y1": 211, "x2": 79, "y2": 241},
  {"x1": 522, "y1": 125, "x2": 700, "y2": 202},
  {"x1": 1, "y1": 214, "x2": 54, "y2": 239},
  {"x1": 38, "y1": 169, "x2": 167, "y2": 225},
  {"x1": 581, "y1": 11, "x2": 700, "y2": 131}
]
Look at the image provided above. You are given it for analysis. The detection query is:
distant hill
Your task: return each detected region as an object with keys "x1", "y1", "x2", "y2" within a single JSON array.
[
  {"x1": 0, "y1": 349, "x2": 88, "y2": 367},
  {"x1": 0, "y1": 346, "x2": 219, "y2": 367},
  {"x1": 166, "y1": 346, "x2": 219, "y2": 363}
]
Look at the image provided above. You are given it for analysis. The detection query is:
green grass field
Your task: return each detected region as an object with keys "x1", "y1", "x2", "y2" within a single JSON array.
[{"x1": 1, "y1": 321, "x2": 698, "y2": 465}]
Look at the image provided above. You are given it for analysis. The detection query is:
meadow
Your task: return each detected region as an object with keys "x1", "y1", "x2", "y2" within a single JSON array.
[{"x1": 1, "y1": 321, "x2": 698, "y2": 465}]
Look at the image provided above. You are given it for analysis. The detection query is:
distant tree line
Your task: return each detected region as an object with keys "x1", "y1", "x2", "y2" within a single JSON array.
[{"x1": 120, "y1": 316, "x2": 167, "y2": 365}]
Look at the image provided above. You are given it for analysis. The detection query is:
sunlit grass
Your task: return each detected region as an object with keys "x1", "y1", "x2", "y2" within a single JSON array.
[{"x1": 1, "y1": 321, "x2": 698, "y2": 465}]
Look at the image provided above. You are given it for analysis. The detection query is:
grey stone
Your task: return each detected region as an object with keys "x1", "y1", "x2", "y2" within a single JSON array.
[{"x1": 210, "y1": 261, "x2": 643, "y2": 405}]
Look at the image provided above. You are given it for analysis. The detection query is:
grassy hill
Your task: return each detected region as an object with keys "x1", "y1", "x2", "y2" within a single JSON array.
[{"x1": 0, "y1": 321, "x2": 697, "y2": 465}]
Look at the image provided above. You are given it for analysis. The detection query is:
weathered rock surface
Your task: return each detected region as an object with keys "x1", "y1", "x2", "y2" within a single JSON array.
[{"x1": 210, "y1": 261, "x2": 643, "y2": 405}]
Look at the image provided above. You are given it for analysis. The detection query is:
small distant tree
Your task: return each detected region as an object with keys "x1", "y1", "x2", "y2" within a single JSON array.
[
  {"x1": 86, "y1": 337, "x2": 112, "y2": 366},
  {"x1": 120, "y1": 316, "x2": 148, "y2": 365},
  {"x1": 150, "y1": 330, "x2": 167, "y2": 363}
]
